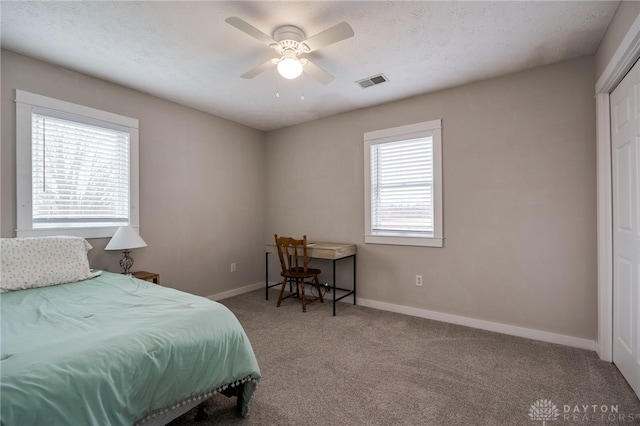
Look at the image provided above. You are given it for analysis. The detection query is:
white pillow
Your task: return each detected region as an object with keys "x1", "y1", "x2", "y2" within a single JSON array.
[{"x1": 0, "y1": 236, "x2": 99, "y2": 292}]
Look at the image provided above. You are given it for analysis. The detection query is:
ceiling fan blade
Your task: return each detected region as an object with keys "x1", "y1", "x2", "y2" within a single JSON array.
[
  {"x1": 241, "y1": 60, "x2": 277, "y2": 79},
  {"x1": 303, "y1": 60, "x2": 334, "y2": 85},
  {"x1": 302, "y1": 22, "x2": 354, "y2": 52},
  {"x1": 225, "y1": 17, "x2": 275, "y2": 46}
]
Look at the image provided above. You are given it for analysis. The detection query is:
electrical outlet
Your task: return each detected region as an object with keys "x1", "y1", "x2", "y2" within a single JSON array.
[
  {"x1": 231, "y1": 263, "x2": 237, "y2": 273},
  {"x1": 416, "y1": 275, "x2": 423, "y2": 286}
]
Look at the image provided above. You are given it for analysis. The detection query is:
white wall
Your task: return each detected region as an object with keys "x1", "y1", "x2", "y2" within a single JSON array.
[
  {"x1": 265, "y1": 56, "x2": 597, "y2": 341},
  {"x1": 1, "y1": 49, "x2": 266, "y2": 297}
]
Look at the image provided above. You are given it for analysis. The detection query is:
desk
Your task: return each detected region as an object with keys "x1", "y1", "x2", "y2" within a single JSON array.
[{"x1": 265, "y1": 242, "x2": 356, "y2": 316}]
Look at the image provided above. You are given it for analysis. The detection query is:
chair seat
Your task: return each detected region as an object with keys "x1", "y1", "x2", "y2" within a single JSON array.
[{"x1": 281, "y1": 266, "x2": 322, "y2": 279}]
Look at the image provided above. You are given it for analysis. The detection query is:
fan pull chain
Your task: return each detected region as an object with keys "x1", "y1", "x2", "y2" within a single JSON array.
[
  {"x1": 300, "y1": 72, "x2": 305, "y2": 101},
  {"x1": 275, "y1": 71, "x2": 280, "y2": 98}
]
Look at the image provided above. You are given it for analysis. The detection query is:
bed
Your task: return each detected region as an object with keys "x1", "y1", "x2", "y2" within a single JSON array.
[{"x1": 0, "y1": 236, "x2": 261, "y2": 425}]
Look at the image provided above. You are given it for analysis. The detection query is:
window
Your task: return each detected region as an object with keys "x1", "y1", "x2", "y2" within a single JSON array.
[
  {"x1": 16, "y1": 90, "x2": 139, "y2": 238},
  {"x1": 364, "y1": 119, "x2": 443, "y2": 247}
]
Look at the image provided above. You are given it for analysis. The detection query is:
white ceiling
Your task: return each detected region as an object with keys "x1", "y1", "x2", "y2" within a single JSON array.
[{"x1": 1, "y1": 1, "x2": 619, "y2": 132}]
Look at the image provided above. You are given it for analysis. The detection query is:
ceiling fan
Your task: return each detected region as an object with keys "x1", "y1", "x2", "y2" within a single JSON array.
[{"x1": 225, "y1": 17, "x2": 354, "y2": 85}]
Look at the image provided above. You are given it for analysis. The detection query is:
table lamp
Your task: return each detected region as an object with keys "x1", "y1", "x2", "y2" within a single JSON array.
[{"x1": 105, "y1": 226, "x2": 147, "y2": 274}]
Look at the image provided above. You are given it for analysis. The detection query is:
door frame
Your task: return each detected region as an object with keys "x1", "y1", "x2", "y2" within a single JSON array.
[{"x1": 596, "y1": 15, "x2": 640, "y2": 362}]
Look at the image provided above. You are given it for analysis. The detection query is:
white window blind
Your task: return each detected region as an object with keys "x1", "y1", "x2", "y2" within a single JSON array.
[
  {"x1": 31, "y1": 112, "x2": 130, "y2": 228},
  {"x1": 371, "y1": 137, "x2": 433, "y2": 235},
  {"x1": 364, "y1": 119, "x2": 443, "y2": 247}
]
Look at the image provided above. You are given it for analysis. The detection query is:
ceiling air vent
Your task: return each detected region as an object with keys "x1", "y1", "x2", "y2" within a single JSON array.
[{"x1": 356, "y1": 74, "x2": 388, "y2": 88}]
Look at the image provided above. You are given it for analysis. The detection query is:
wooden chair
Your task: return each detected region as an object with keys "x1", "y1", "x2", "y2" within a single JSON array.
[{"x1": 274, "y1": 234, "x2": 324, "y2": 312}]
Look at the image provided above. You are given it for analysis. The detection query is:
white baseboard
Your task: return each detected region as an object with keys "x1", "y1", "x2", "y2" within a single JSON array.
[
  {"x1": 209, "y1": 281, "x2": 333, "y2": 302},
  {"x1": 357, "y1": 298, "x2": 596, "y2": 351},
  {"x1": 207, "y1": 282, "x2": 596, "y2": 351},
  {"x1": 206, "y1": 281, "x2": 263, "y2": 301}
]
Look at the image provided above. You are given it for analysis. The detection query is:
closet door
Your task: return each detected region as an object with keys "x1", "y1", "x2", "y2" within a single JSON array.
[{"x1": 610, "y1": 59, "x2": 640, "y2": 398}]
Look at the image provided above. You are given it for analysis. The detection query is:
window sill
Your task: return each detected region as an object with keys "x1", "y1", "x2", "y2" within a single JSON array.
[
  {"x1": 16, "y1": 226, "x2": 121, "y2": 239},
  {"x1": 365, "y1": 234, "x2": 443, "y2": 247}
]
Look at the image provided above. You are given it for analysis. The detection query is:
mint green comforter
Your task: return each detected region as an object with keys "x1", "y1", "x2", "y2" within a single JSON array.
[{"x1": 0, "y1": 272, "x2": 261, "y2": 425}]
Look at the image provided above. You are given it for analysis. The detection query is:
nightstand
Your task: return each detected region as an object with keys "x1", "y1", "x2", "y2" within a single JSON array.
[{"x1": 130, "y1": 271, "x2": 160, "y2": 284}]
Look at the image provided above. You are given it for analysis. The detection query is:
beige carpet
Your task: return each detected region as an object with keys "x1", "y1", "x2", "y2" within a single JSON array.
[{"x1": 168, "y1": 289, "x2": 640, "y2": 425}]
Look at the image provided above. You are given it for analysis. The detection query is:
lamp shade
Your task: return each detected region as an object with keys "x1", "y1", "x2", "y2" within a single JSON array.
[
  {"x1": 277, "y1": 56, "x2": 303, "y2": 79},
  {"x1": 105, "y1": 226, "x2": 147, "y2": 250}
]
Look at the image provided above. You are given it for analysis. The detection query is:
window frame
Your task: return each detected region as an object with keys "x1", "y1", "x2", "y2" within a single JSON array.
[
  {"x1": 364, "y1": 119, "x2": 443, "y2": 247},
  {"x1": 15, "y1": 90, "x2": 140, "y2": 238}
]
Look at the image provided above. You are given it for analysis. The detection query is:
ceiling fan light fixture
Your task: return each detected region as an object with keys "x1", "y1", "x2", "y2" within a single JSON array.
[
  {"x1": 226, "y1": 17, "x2": 353, "y2": 85},
  {"x1": 277, "y1": 57, "x2": 303, "y2": 79}
]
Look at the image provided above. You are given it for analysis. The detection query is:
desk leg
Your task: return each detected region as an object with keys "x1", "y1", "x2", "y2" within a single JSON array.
[
  {"x1": 353, "y1": 254, "x2": 357, "y2": 305},
  {"x1": 265, "y1": 252, "x2": 269, "y2": 300},
  {"x1": 330, "y1": 254, "x2": 357, "y2": 316},
  {"x1": 332, "y1": 259, "x2": 337, "y2": 316}
]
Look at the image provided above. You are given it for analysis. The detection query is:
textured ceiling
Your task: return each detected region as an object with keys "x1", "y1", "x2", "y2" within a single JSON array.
[{"x1": 0, "y1": 1, "x2": 619, "y2": 131}]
